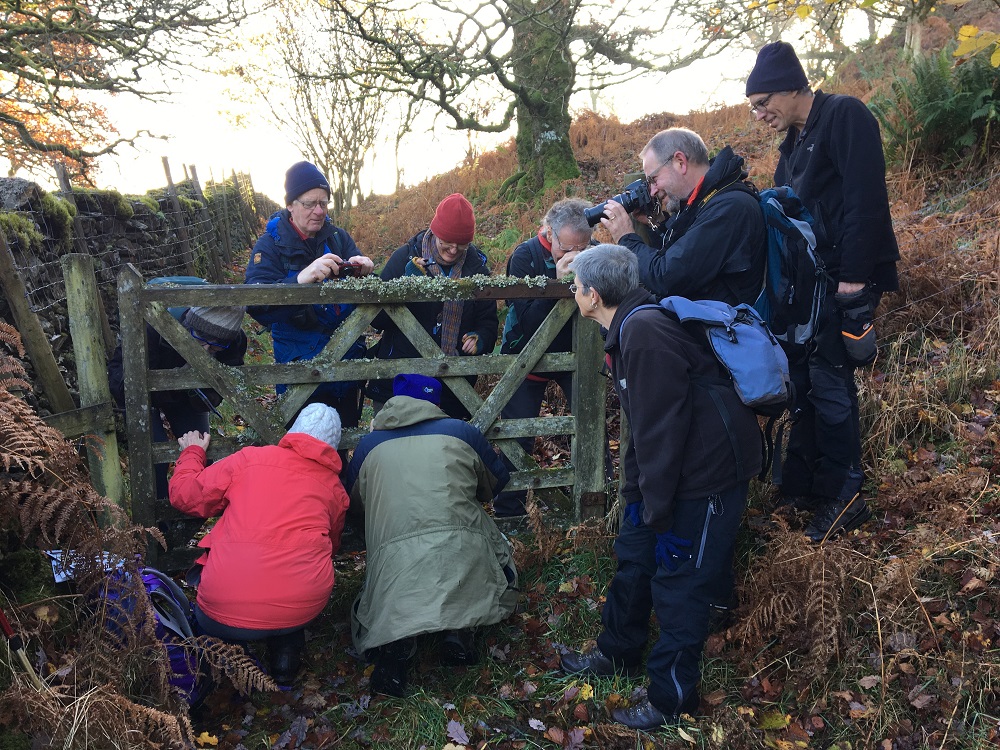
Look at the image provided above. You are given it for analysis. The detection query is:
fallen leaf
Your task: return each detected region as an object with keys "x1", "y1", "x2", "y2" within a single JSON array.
[
  {"x1": 195, "y1": 732, "x2": 218, "y2": 747},
  {"x1": 758, "y1": 711, "x2": 790, "y2": 730},
  {"x1": 566, "y1": 728, "x2": 585, "y2": 750},
  {"x1": 447, "y1": 720, "x2": 469, "y2": 745},
  {"x1": 573, "y1": 704, "x2": 589, "y2": 721},
  {"x1": 528, "y1": 719, "x2": 546, "y2": 731},
  {"x1": 677, "y1": 726, "x2": 697, "y2": 743},
  {"x1": 544, "y1": 727, "x2": 565, "y2": 744},
  {"x1": 578, "y1": 683, "x2": 593, "y2": 701},
  {"x1": 858, "y1": 675, "x2": 880, "y2": 690}
]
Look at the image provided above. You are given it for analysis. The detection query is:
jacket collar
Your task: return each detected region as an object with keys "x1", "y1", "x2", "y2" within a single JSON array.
[
  {"x1": 372, "y1": 395, "x2": 449, "y2": 430},
  {"x1": 604, "y1": 288, "x2": 658, "y2": 353}
]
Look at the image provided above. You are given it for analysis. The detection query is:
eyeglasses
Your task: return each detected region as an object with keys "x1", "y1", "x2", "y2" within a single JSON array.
[
  {"x1": 568, "y1": 283, "x2": 580, "y2": 293},
  {"x1": 645, "y1": 160, "x2": 669, "y2": 187},
  {"x1": 190, "y1": 330, "x2": 231, "y2": 350},
  {"x1": 294, "y1": 199, "x2": 331, "y2": 211},
  {"x1": 553, "y1": 234, "x2": 589, "y2": 254},
  {"x1": 749, "y1": 92, "x2": 780, "y2": 115}
]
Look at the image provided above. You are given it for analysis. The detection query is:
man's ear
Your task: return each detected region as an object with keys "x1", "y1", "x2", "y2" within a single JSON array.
[{"x1": 674, "y1": 151, "x2": 688, "y2": 175}]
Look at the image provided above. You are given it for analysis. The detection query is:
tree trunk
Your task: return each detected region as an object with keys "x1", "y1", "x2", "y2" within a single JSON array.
[{"x1": 510, "y1": 2, "x2": 580, "y2": 194}]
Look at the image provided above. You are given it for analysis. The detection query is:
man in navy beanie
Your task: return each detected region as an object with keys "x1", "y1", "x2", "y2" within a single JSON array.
[
  {"x1": 746, "y1": 41, "x2": 900, "y2": 541},
  {"x1": 245, "y1": 161, "x2": 376, "y2": 429}
]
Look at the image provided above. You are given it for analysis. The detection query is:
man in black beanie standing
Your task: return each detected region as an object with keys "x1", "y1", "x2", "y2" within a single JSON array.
[{"x1": 746, "y1": 42, "x2": 900, "y2": 541}]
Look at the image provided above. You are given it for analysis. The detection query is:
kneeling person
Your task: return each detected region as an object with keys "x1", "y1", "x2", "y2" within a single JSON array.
[{"x1": 346, "y1": 374, "x2": 518, "y2": 696}]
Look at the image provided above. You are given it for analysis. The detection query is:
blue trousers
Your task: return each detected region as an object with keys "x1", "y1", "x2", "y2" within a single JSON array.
[{"x1": 597, "y1": 483, "x2": 747, "y2": 716}]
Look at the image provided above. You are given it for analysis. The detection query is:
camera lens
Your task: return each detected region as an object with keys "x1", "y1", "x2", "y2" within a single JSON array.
[{"x1": 584, "y1": 202, "x2": 608, "y2": 228}]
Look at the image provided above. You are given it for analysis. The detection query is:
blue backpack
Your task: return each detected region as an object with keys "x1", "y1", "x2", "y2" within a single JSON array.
[{"x1": 753, "y1": 187, "x2": 829, "y2": 349}]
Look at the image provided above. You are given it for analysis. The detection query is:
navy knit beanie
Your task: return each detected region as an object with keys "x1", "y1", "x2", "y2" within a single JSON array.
[
  {"x1": 746, "y1": 41, "x2": 809, "y2": 96},
  {"x1": 284, "y1": 161, "x2": 330, "y2": 205}
]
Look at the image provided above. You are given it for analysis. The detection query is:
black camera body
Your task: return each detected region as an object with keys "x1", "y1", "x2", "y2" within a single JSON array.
[
  {"x1": 339, "y1": 262, "x2": 360, "y2": 277},
  {"x1": 584, "y1": 179, "x2": 659, "y2": 228}
]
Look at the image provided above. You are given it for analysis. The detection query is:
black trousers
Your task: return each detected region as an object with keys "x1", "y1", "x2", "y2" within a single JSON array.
[
  {"x1": 780, "y1": 300, "x2": 863, "y2": 502},
  {"x1": 493, "y1": 373, "x2": 574, "y2": 516},
  {"x1": 596, "y1": 483, "x2": 747, "y2": 716}
]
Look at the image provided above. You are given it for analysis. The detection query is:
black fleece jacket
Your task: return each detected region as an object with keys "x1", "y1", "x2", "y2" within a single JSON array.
[
  {"x1": 618, "y1": 145, "x2": 766, "y2": 306},
  {"x1": 776, "y1": 91, "x2": 899, "y2": 292},
  {"x1": 607, "y1": 289, "x2": 762, "y2": 532}
]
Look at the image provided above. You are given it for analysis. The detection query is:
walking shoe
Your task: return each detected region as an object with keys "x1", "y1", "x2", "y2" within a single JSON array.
[
  {"x1": 560, "y1": 647, "x2": 640, "y2": 679},
  {"x1": 612, "y1": 692, "x2": 699, "y2": 729},
  {"x1": 804, "y1": 494, "x2": 872, "y2": 542},
  {"x1": 440, "y1": 629, "x2": 478, "y2": 666}
]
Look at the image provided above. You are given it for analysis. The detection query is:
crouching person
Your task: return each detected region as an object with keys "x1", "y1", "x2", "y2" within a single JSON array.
[
  {"x1": 560, "y1": 245, "x2": 761, "y2": 728},
  {"x1": 346, "y1": 374, "x2": 518, "y2": 697},
  {"x1": 169, "y1": 404, "x2": 350, "y2": 688}
]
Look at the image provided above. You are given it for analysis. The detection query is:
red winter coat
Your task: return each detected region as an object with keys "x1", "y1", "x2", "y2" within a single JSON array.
[{"x1": 169, "y1": 432, "x2": 349, "y2": 630}]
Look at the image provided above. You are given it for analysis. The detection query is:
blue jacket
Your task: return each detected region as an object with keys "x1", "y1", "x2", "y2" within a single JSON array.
[{"x1": 245, "y1": 210, "x2": 366, "y2": 396}]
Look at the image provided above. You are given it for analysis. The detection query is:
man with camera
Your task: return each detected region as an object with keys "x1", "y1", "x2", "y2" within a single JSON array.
[
  {"x1": 746, "y1": 42, "x2": 899, "y2": 541},
  {"x1": 245, "y1": 161, "x2": 376, "y2": 428},
  {"x1": 600, "y1": 127, "x2": 765, "y2": 307}
]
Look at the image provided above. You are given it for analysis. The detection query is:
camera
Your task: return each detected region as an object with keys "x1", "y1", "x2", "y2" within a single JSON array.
[
  {"x1": 339, "y1": 262, "x2": 360, "y2": 277},
  {"x1": 584, "y1": 179, "x2": 659, "y2": 228}
]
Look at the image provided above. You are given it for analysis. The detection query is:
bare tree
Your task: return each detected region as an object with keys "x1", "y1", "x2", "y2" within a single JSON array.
[
  {"x1": 0, "y1": 0, "x2": 245, "y2": 181},
  {"x1": 321, "y1": 0, "x2": 755, "y2": 195},
  {"x1": 230, "y1": 0, "x2": 414, "y2": 215}
]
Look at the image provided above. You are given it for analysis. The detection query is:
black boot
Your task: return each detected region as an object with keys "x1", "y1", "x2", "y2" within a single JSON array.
[
  {"x1": 370, "y1": 638, "x2": 414, "y2": 698},
  {"x1": 267, "y1": 630, "x2": 305, "y2": 689},
  {"x1": 440, "y1": 629, "x2": 478, "y2": 666},
  {"x1": 560, "y1": 647, "x2": 640, "y2": 678}
]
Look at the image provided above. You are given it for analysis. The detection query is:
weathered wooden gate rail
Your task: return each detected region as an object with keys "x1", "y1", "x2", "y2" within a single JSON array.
[{"x1": 118, "y1": 264, "x2": 608, "y2": 564}]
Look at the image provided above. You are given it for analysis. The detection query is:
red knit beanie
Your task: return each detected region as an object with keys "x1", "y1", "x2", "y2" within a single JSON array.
[{"x1": 429, "y1": 193, "x2": 475, "y2": 244}]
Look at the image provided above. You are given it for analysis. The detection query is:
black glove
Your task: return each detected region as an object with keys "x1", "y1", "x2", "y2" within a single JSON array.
[{"x1": 835, "y1": 286, "x2": 877, "y2": 367}]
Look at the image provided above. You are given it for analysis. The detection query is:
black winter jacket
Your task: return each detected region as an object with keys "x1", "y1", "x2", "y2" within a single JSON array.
[
  {"x1": 776, "y1": 91, "x2": 899, "y2": 291},
  {"x1": 367, "y1": 230, "x2": 499, "y2": 406},
  {"x1": 607, "y1": 289, "x2": 762, "y2": 532},
  {"x1": 618, "y1": 146, "x2": 766, "y2": 306},
  {"x1": 500, "y1": 235, "x2": 573, "y2": 357},
  {"x1": 107, "y1": 322, "x2": 247, "y2": 412}
]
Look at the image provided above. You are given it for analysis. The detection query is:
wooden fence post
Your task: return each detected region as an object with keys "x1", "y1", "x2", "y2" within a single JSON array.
[
  {"x1": 206, "y1": 167, "x2": 233, "y2": 265},
  {"x1": 61, "y1": 253, "x2": 125, "y2": 508},
  {"x1": 162, "y1": 157, "x2": 196, "y2": 276},
  {"x1": 187, "y1": 165, "x2": 225, "y2": 282},
  {"x1": 572, "y1": 315, "x2": 608, "y2": 520},
  {"x1": 0, "y1": 227, "x2": 76, "y2": 413},
  {"x1": 54, "y1": 162, "x2": 115, "y2": 353}
]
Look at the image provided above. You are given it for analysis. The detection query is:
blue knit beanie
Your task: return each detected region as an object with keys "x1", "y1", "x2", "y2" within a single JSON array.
[
  {"x1": 393, "y1": 373, "x2": 442, "y2": 405},
  {"x1": 284, "y1": 161, "x2": 330, "y2": 205},
  {"x1": 746, "y1": 41, "x2": 809, "y2": 96}
]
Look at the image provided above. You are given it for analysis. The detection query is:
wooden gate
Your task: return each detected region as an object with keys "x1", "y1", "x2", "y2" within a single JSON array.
[{"x1": 117, "y1": 265, "x2": 608, "y2": 568}]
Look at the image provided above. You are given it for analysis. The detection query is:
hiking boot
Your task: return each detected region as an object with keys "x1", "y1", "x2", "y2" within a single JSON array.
[
  {"x1": 611, "y1": 691, "x2": 699, "y2": 729},
  {"x1": 440, "y1": 629, "x2": 478, "y2": 666},
  {"x1": 804, "y1": 494, "x2": 872, "y2": 542},
  {"x1": 773, "y1": 493, "x2": 819, "y2": 515},
  {"x1": 560, "y1": 647, "x2": 640, "y2": 679}
]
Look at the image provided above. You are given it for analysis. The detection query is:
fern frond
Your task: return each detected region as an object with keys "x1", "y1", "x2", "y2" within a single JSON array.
[{"x1": 195, "y1": 635, "x2": 278, "y2": 695}]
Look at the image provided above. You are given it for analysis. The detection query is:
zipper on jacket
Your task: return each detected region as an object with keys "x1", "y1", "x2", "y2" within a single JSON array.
[{"x1": 695, "y1": 494, "x2": 722, "y2": 568}]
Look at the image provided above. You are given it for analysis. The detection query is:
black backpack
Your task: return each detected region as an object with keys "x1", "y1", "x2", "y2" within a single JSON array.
[{"x1": 753, "y1": 186, "x2": 830, "y2": 350}]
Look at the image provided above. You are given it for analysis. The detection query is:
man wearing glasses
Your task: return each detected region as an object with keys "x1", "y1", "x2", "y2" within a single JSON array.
[
  {"x1": 746, "y1": 42, "x2": 899, "y2": 541},
  {"x1": 599, "y1": 127, "x2": 765, "y2": 307},
  {"x1": 245, "y1": 161, "x2": 376, "y2": 429},
  {"x1": 494, "y1": 198, "x2": 595, "y2": 517}
]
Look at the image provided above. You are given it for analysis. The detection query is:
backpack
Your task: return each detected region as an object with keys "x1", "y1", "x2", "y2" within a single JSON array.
[
  {"x1": 621, "y1": 298, "x2": 792, "y2": 479},
  {"x1": 752, "y1": 187, "x2": 829, "y2": 349},
  {"x1": 102, "y1": 566, "x2": 205, "y2": 705}
]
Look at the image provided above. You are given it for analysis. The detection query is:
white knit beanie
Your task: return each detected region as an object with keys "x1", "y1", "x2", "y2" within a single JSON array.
[{"x1": 288, "y1": 403, "x2": 342, "y2": 449}]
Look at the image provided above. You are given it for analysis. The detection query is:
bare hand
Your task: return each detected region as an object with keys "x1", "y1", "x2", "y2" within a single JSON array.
[
  {"x1": 555, "y1": 250, "x2": 580, "y2": 279},
  {"x1": 297, "y1": 255, "x2": 343, "y2": 284},
  {"x1": 348, "y1": 256, "x2": 375, "y2": 276},
  {"x1": 178, "y1": 431, "x2": 211, "y2": 451},
  {"x1": 461, "y1": 333, "x2": 479, "y2": 354},
  {"x1": 600, "y1": 202, "x2": 635, "y2": 243},
  {"x1": 837, "y1": 281, "x2": 866, "y2": 295}
]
